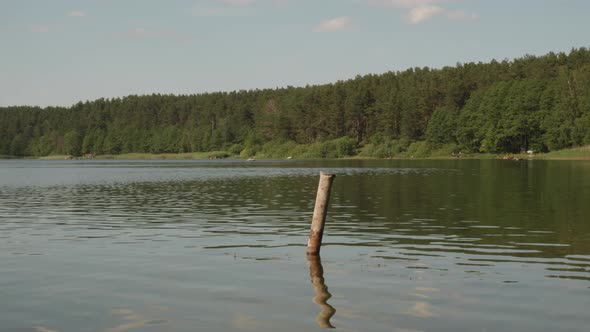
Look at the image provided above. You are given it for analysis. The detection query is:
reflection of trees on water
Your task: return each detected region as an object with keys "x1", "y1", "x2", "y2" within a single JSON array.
[{"x1": 307, "y1": 255, "x2": 336, "y2": 329}]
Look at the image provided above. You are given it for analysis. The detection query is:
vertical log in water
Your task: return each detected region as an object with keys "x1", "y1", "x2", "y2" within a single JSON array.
[
  {"x1": 307, "y1": 172, "x2": 335, "y2": 256},
  {"x1": 307, "y1": 254, "x2": 336, "y2": 328}
]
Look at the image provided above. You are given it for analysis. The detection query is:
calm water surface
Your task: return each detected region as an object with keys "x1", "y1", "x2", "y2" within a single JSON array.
[{"x1": 1, "y1": 159, "x2": 589, "y2": 332}]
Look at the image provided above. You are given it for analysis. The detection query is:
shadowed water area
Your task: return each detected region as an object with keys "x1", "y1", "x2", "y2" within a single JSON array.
[{"x1": 1, "y1": 159, "x2": 589, "y2": 332}]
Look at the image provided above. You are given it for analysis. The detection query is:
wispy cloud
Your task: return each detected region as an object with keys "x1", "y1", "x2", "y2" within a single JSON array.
[
  {"x1": 446, "y1": 10, "x2": 478, "y2": 21},
  {"x1": 33, "y1": 326, "x2": 58, "y2": 332},
  {"x1": 69, "y1": 10, "x2": 87, "y2": 17},
  {"x1": 314, "y1": 16, "x2": 355, "y2": 32},
  {"x1": 407, "y1": 4, "x2": 443, "y2": 24},
  {"x1": 366, "y1": 0, "x2": 478, "y2": 24},
  {"x1": 405, "y1": 301, "x2": 436, "y2": 318}
]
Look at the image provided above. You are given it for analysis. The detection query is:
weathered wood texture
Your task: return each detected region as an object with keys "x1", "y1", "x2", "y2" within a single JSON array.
[{"x1": 307, "y1": 172, "x2": 335, "y2": 256}]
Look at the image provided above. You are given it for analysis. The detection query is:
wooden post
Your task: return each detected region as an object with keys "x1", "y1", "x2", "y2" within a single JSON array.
[{"x1": 307, "y1": 172, "x2": 335, "y2": 256}]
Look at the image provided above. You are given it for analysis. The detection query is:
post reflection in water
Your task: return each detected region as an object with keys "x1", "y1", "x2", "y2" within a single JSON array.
[{"x1": 307, "y1": 254, "x2": 336, "y2": 329}]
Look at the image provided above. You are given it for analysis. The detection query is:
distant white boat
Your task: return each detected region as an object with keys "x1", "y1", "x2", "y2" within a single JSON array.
[
  {"x1": 287, "y1": 156, "x2": 293, "y2": 159},
  {"x1": 247, "y1": 158, "x2": 256, "y2": 162}
]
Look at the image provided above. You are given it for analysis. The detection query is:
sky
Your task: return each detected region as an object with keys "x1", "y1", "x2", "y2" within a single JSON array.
[{"x1": 1, "y1": 0, "x2": 589, "y2": 107}]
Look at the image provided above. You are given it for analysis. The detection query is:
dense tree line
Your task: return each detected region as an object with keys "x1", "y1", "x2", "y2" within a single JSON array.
[{"x1": 1, "y1": 48, "x2": 590, "y2": 158}]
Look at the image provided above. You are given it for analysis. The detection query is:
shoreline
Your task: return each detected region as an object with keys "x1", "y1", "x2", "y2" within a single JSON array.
[
  {"x1": 5, "y1": 152, "x2": 588, "y2": 162},
  {"x1": 3, "y1": 145, "x2": 589, "y2": 161}
]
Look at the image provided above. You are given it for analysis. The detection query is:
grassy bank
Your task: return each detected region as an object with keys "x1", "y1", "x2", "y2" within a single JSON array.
[
  {"x1": 96, "y1": 151, "x2": 234, "y2": 160},
  {"x1": 38, "y1": 155, "x2": 72, "y2": 160},
  {"x1": 13, "y1": 144, "x2": 590, "y2": 161},
  {"x1": 537, "y1": 145, "x2": 590, "y2": 160},
  {"x1": 34, "y1": 151, "x2": 235, "y2": 160}
]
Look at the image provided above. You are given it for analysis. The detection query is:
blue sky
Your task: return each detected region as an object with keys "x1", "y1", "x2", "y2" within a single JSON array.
[{"x1": 1, "y1": 0, "x2": 589, "y2": 107}]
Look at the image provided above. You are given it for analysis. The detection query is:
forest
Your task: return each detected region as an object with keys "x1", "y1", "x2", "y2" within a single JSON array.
[{"x1": 1, "y1": 48, "x2": 590, "y2": 158}]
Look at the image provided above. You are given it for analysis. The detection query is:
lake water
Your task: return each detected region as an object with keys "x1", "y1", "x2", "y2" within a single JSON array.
[{"x1": 1, "y1": 159, "x2": 589, "y2": 332}]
